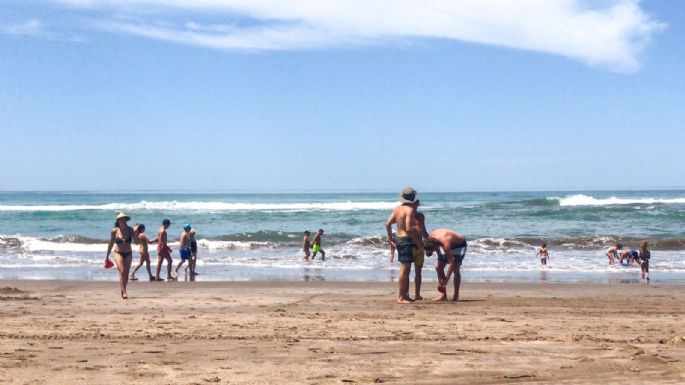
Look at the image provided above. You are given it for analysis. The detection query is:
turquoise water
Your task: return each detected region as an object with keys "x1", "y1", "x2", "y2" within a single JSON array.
[{"x1": 1, "y1": 190, "x2": 684, "y2": 283}]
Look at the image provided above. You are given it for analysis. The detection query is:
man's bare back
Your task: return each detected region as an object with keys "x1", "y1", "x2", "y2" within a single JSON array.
[
  {"x1": 386, "y1": 204, "x2": 420, "y2": 246},
  {"x1": 429, "y1": 228, "x2": 465, "y2": 251}
]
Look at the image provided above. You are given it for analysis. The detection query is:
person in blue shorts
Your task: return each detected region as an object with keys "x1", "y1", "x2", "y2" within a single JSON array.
[
  {"x1": 424, "y1": 228, "x2": 467, "y2": 302},
  {"x1": 175, "y1": 223, "x2": 193, "y2": 278},
  {"x1": 619, "y1": 248, "x2": 639, "y2": 265}
]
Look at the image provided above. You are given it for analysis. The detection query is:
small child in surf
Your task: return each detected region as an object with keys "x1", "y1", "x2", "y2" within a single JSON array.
[
  {"x1": 311, "y1": 229, "x2": 326, "y2": 261},
  {"x1": 605, "y1": 243, "x2": 622, "y2": 265},
  {"x1": 184, "y1": 229, "x2": 198, "y2": 276},
  {"x1": 619, "y1": 248, "x2": 640, "y2": 265},
  {"x1": 388, "y1": 231, "x2": 396, "y2": 262},
  {"x1": 536, "y1": 243, "x2": 549, "y2": 267},
  {"x1": 302, "y1": 231, "x2": 311, "y2": 260},
  {"x1": 638, "y1": 240, "x2": 651, "y2": 283}
]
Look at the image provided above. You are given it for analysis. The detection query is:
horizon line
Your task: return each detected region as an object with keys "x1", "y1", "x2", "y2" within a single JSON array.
[{"x1": 1, "y1": 187, "x2": 684, "y2": 195}]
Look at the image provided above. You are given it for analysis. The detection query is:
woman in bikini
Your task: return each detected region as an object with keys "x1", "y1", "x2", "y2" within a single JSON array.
[
  {"x1": 130, "y1": 224, "x2": 158, "y2": 282},
  {"x1": 105, "y1": 212, "x2": 135, "y2": 299}
]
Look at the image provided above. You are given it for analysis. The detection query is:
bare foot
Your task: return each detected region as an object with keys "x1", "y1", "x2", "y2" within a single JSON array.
[
  {"x1": 397, "y1": 298, "x2": 412, "y2": 304},
  {"x1": 121, "y1": 289, "x2": 128, "y2": 299},
  {"x1": 450, "y1": 297, "x2": 459, "y2": 302},
  {"x1": 130, "y1": 275, "x2": 138, "y2": 281},
  {"x1": 433, "y1": 294, "x2": 447, "y2": 301},
  {"x1": 415, "y1": 295, "x2": 424, "y2": 301}
]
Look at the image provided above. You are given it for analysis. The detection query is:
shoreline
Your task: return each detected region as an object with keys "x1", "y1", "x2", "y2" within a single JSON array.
[
  {"x1": 1, "y1": 280, "x2": 684, "y2": 384},
  {"x1": 1, "y1": 266, "x2": 684, "y2": 284}
]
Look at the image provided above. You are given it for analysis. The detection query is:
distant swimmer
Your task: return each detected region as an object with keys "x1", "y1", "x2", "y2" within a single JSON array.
[
  {"x1": 175, "y1": 224, "x2": 193, "y2": 277},
  {"x1": 385, "y1": 187, "x2": 421, "y2": 304},
  {"x1": 638, "y1": 241, "x2": 651, "y2": 284},
  {"x1": 536, "y1": 243, "x2": 549, "y2": 267},
  {"x1": 423, "y1": 228, "x2": 467, "y2": 302},
  {"x1": 605, "y1": 243, "x2": 622, "y2": 265},
  {"x1": 302, "y1": 231, "x2": 312, "y2": 261},
  {"x1": 311, "y1": 229, "x2": 326, "y2": 261},
  {"x1": 130, "y1": 224, "x2": 158, "y2": 281},
  {"x1": 155, "y1": 219, "x2": 173, "y2": 281},
  {"x1": 104, "y1": 212, "x2": 135, "y2": 299}
]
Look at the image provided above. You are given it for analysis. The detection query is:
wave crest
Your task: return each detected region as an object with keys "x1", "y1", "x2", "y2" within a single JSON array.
[
  {"x1": 0, "y1": 200, "x2": 399, "y2": 212},
  {"x1": 551, "y1": 194, "x2": 685, "y2": 207}
]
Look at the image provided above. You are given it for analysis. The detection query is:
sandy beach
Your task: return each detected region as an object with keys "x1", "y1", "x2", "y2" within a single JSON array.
[{"x1": 1, "y1": 280, "x2": 684, "y2": 384}]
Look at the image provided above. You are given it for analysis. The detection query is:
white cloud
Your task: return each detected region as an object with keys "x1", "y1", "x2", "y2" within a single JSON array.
[
  {"x1": 2, "y1": 19, "x2": 43, "y2": 36},
  {"x1": 55, "y1": 0, "x2": 665, "y2": 71}
]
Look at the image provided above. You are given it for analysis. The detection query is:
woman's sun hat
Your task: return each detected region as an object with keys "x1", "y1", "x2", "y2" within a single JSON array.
[{"x1": 116, "y1": 212, "x2": 131, "y2": 222}]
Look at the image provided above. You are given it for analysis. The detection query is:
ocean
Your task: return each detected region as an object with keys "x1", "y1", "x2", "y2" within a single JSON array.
[{"x1": 1, "y1": 190, "x2": 684, "y2": 283}]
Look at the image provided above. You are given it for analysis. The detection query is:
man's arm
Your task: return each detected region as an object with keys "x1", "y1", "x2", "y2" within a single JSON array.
[
  {"x1": 385, "y1": 211, "x2": 396, "y2": 248},
  {"x1": 443, "y1": 240, "x2": 456, "y2": 282}
]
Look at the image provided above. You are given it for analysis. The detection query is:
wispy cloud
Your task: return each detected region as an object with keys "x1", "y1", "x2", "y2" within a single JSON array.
[
  {"x1": 1, "y1": 19, "x2": 43, "y2": 36},
  {"x1": 51, "y1": 1, "x2": 666, "y2": 71}
]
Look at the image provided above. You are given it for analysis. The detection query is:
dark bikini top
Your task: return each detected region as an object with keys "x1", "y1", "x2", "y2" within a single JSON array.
[{"x1": 115, "y1": 228, "x2": 133, "y2": 245}]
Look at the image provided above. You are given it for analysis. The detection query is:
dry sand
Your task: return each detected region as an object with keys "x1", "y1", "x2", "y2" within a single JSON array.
[{"x1": 1, "y1": 280, "x2": 684, "y2": 384}]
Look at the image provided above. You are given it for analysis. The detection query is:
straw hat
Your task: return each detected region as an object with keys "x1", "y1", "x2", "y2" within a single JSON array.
[{"x1": 116, "y1": 212, "x2": 131, "y2": 222}]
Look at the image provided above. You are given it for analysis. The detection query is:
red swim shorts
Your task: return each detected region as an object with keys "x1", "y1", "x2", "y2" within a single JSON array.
[{"x1": 158, "y1": 246, "x2": 171, "y2": 259}]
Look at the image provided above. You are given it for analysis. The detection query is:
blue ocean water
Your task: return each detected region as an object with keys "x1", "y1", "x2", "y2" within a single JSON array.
[{"x1": 0, "y1": 191, "x2": 684, "y2": 283}]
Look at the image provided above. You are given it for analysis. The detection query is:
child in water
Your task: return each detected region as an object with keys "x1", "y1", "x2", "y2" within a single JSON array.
[
  {"x1": 536, "y1": 243, "x2": 549, "y2": 267},
  {"x1": 302, "y1": 231, "x2": 311, "y2": 260},
  {"x1": 185, "y1": 229, "x2": 198, "y2": 276},
  {"x1": 311, "y1": 229, "x2": 326, "y2": 261},
  {"x1": 605, "y1": 243, "x2": 622, "y2": 265},
  {"x1": 130, "y1": 224, "x2": 158, "y2": 281},
  {"x1": 638, "y1": 240, "x2": 651, "y2": 283}
]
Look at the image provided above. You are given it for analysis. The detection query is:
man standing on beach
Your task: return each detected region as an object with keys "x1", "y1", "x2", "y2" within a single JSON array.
[
  {"x1": 155, "y1": 219, "x2": 173, "y2": 281},
  {"x1": 423, "y1": 229, "x2": 467, "y2": 302},
  {"x1": 412, "y1": 200, "x2": 429, "y2": 300},
  {"x1": 385, "y1": 187, "x2": 422, "y2": 304}
]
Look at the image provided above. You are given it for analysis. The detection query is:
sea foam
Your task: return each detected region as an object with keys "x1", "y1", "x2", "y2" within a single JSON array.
[
  {"x1": 554, "y1": 194, "x2": 685, "y2": 207},
  {"x1": 0, "y1": 200, "x2": 399, "y2": 212}
]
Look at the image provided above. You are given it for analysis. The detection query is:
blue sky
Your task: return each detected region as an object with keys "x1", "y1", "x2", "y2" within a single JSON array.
[{"x1": 1, "y1": 0, "x2": 683, "y2": 192}]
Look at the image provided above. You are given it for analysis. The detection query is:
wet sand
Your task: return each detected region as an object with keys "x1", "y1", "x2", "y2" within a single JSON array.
[{"x1": 1, "y1": 280, "x2": 684, "y2": 384}]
